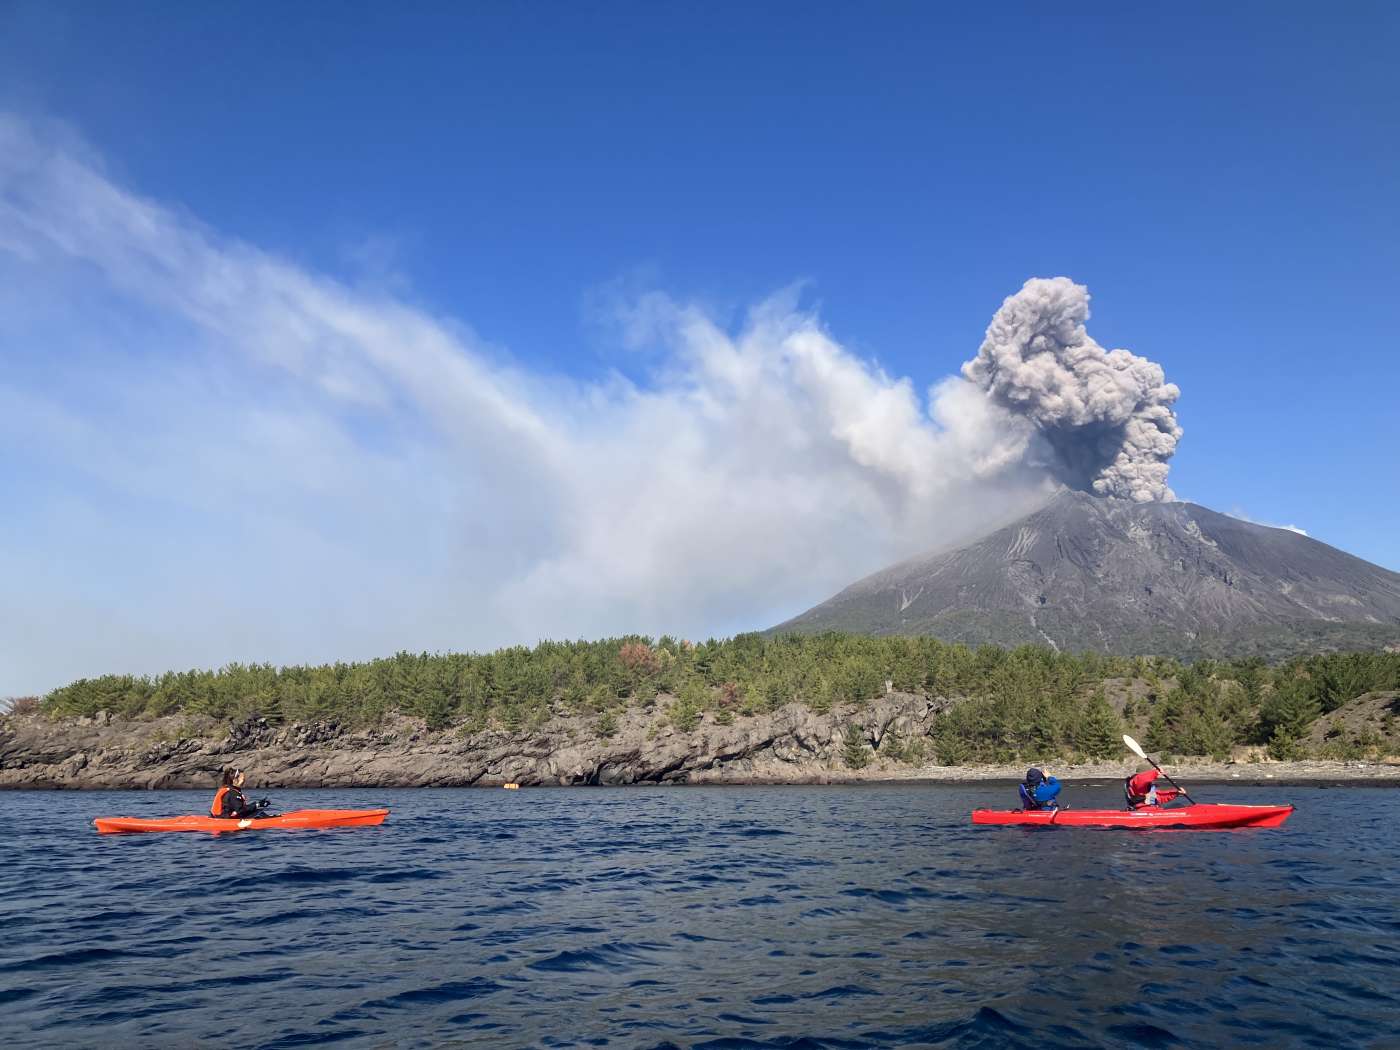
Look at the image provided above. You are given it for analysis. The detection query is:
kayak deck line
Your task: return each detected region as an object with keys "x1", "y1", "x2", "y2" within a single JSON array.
[
  {"x1": 971, "y1": 803, "x2": 1294, "y2": 829},
  {"x1": 93, "y1": 808, "x2": 390, "y2": 835}
]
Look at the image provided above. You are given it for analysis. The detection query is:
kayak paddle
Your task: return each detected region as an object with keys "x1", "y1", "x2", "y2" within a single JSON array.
[{"x1": 1123, "y1": 734, "x2": 1196, "y2": 805}]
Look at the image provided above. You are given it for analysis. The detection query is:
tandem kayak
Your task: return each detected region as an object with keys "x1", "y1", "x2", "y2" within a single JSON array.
[
  {"x1": 971, "y1": 803, "x2": 1293, "y2": 830},
  {"x1": 93, "y1": 808, "x2": 390, "y2": 835}
]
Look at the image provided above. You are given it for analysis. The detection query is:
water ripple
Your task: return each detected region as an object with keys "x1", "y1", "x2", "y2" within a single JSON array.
[{"x1": 1, "y1": 784, "x2": 1398, "y2": 1048}]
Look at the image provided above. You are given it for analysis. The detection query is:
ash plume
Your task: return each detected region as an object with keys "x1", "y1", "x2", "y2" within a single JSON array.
[{"x1": 962, "y1": 277, "x2": 1182, "y2": 502}]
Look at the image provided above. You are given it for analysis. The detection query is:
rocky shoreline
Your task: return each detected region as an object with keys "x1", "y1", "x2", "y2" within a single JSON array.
[
  {"x1": 3, "y1": 696, "x2": 1397, "y2": 790},
  {"x1": 871, "y1": 758, "x2": 1400, "y2": 787}
]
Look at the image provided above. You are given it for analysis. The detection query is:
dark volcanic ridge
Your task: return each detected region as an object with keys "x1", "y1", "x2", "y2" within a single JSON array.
[{"x1": 775, "y1": 489, "x2": 1400, "y2": 660}]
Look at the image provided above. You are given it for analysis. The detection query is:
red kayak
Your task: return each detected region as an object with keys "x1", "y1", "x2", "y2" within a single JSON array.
[
  {"x1": 93, "y1": 808, "x2": 390, "y2": 835},
  {"x1": 971, "y1": 803, "x2": 1293, "y2": 829}
]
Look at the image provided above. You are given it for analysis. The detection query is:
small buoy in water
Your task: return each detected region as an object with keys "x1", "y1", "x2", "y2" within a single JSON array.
[{"x1": 503, "y1": 783, "x2": 520, "y2": 790}]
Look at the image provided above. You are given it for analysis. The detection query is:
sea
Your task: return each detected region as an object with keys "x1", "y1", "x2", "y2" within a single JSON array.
[{"x1": 2, "y1": 783, "x2": 1397, "y2": 1049}]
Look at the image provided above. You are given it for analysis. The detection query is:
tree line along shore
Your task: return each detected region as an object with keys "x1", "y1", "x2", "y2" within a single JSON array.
[{"x1": 10, "y1": 635, "x2": 1400, "y2": 766}]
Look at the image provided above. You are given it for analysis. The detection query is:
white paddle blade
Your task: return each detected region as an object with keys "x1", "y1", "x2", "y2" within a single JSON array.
[{"x1": 1123, "y1": 734, "x2": 1147, "y2": 759}]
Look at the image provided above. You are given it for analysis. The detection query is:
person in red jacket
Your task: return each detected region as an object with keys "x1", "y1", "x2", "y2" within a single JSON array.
[{"x1": 1125, "y1": 760, "x2": 1181, "y2": 809}]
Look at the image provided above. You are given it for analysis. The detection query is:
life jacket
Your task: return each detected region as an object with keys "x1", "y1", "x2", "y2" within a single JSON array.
[
  {"x1": 1019, "y1": 782, "x2": 1052, "y2": 811},
  {"x1": 1125, "y1": 773, "x2": 1155, "y2": 809},
  {"x1": 211, "y1": 785, "x2": 230, "y2": 817}
]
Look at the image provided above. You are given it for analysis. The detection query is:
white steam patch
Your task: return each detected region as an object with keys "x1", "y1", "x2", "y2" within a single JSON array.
[
  {"x1": 0, "y1": 114, "x2": 1069, "y2": 695},
  {"x1": 0, "y1": 116, "x2": 1193, "y2": 696},
  {"x1": 962, "y1": 277, "x2": 1182, "y2": 502},
  {"x1": 1226, "y1": 509, "x2": 1309, "y2": 537}
]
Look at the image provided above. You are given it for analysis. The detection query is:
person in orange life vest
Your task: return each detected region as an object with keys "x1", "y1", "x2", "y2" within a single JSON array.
[
  {"x1": 211, "y1": 768, "x2": 270, "y2": 819},
  {"x1": 1124, "y1": 759, "x2": 1181, "y2": 809}
]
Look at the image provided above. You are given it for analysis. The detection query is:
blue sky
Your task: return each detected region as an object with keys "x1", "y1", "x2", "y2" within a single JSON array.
[{"x1": 1, "y1": 3, "x2": 1397, "y2": 694}]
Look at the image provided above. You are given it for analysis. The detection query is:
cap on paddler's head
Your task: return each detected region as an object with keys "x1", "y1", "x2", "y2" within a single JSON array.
[
  {"x1": 1136, "y1": 759, "x2": 1154, "y2": 774},
  {"x1": 1024, "y1": 767, "x2": 1045, "y2": 786}
]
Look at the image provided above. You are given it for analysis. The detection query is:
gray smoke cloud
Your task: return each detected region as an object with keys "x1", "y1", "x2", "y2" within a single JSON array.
[{"x1": 962, "y1": 276, "x2": 1182, "y2": 502}]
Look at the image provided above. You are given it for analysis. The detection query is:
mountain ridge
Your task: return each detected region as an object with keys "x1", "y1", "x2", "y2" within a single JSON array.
[{"x1": 773, "y1": 489, "x2": 1400, "y2": 660}]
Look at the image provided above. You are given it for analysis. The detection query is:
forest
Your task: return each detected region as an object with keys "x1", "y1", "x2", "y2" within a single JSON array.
[{"x1": 27, "y1": 634, "x2": 1400, "y2": 764}]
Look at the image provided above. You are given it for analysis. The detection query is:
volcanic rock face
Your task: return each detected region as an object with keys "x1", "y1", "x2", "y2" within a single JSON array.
[
  {"x1": 775, "y1": 490, "x2": 1400, "y2": 659},
  {"x1": 0, "y1": 695, "x2": 950, "y2": 790}
]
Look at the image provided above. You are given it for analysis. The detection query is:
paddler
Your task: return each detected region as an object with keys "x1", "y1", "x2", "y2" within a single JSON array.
[
  {"x1": 1124, "y1": 759, "x2": 1181, "y2": 809},
  {"x1": 211, "y1": 768, "x2": 271, "y2": 819},
  {"x1": 1018, "y1": 767, "x2": 1062, "y2": 811}
]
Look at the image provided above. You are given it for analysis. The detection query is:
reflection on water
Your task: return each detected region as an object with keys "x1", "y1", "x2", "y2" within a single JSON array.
[{"x1": 2, "y1": 784, "x2": 1397, "y2": 1048}]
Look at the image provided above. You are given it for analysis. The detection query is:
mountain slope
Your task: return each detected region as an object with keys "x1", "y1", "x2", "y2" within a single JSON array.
[{"x1": 774, "y1": 490, "x2": 1400, "y2": 659}]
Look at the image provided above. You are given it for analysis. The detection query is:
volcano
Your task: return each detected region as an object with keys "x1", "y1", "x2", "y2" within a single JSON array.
[{"x1": 773, "y1": 490, "x2": 1400, "y2": 660}]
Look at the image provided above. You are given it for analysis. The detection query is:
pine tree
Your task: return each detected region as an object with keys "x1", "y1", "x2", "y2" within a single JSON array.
[
  {"x1": 843, "y1": 723, "x2": 870, "y2": 769},
  {"x1": 881, "y1": 729, "x2": 906, "y2": 763},
  {"x1": 1076, "y1": 690, "x2": 1122, "y2": 759}
]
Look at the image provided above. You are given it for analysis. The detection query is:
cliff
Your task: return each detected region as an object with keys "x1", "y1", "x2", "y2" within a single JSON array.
[{"x1": 0, "y1": 693, "x2": 950, "y2": 789}]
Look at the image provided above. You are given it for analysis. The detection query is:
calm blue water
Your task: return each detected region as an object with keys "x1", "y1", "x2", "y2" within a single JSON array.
[{"x1": 2, "y1": 784, "x2": 1398, "y2": 1049}]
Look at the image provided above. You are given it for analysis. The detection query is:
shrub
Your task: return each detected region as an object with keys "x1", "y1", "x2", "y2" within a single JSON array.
[
  {"x1": 881, "y1": 729, "x2": 906, "y2": 763},
  {"x1": 1266, "y1": 729, "x2": 1304, "y2": 761},
  {"x1": 903, "y1": 737, "x2": 929, "y2": 765},
  {"x1": 669, "y1": 696, "x2": 701, "y2": 733},
  {"x1": 935, "y1": 733, "x2": 970, "y2": 767},
  {"x1": 618, "y1": 641, "x2": 659, "y2": 675},
  {"x1": 843, "y1": 723, "x2": 870, "y2": 769},
  {"x1": 808, "y1": 677, "x2": 835, "y2": 715}
]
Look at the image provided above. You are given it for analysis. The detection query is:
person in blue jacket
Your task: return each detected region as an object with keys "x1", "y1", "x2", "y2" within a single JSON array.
[{"x1": 1018, "y1": 767, "x2": 1062, "y2": 811}]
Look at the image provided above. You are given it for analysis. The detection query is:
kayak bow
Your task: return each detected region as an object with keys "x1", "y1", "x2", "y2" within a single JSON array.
[
  {"x1": 971, "y1": 803, "x2": 1292, "y2": 829},
  {"x1": 93, "y1": 808, "x2": 390, "y2": 835}
]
